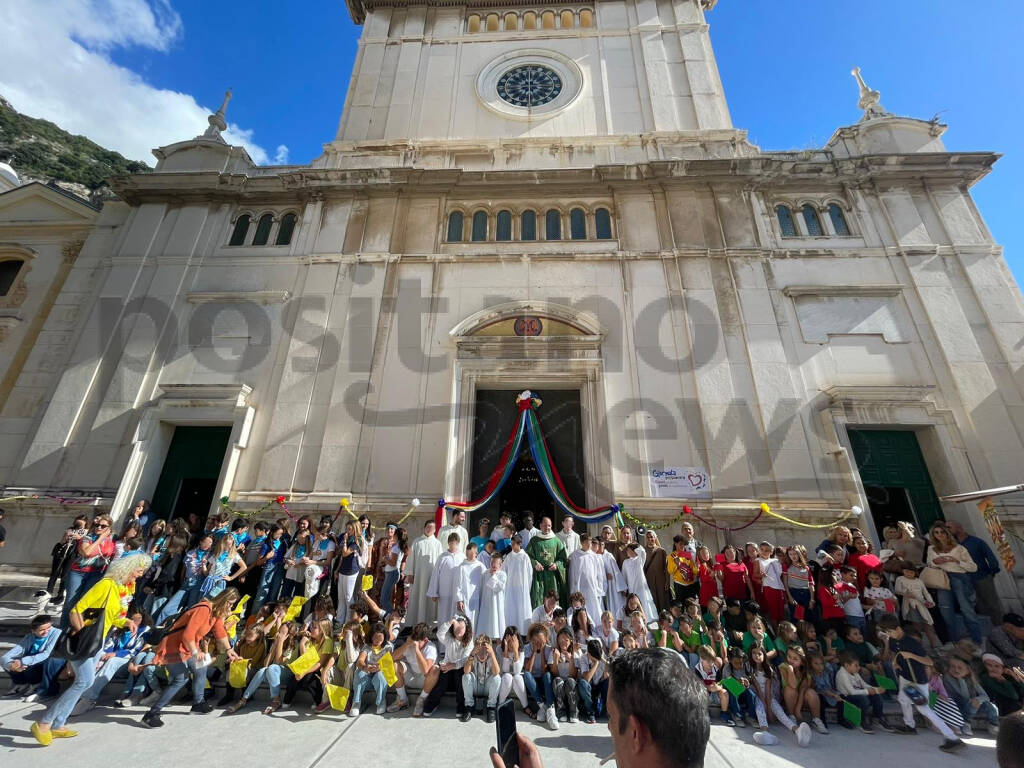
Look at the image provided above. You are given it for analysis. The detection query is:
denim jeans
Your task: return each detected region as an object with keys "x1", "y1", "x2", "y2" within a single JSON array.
[
  {"x1": 843, "y1": 693, "x2": 884, "y2": 726},
  {"x1": 10, "y1": 657, "x2": 65, "y2": 698},
  {"x1": 577, "y1": 677, "x2": 608, "y2": 717},
  {"x1": 462, "y1": 672, "x2": 501, "y2": 709},
  {"x1": 937, "y1": 573, "x2": 982, "y2": 643},
  {"x1": 41, "y1": 649, "x2": 102, "y2": 728},
  {"x1": 552, "y1": 677, "x2": 578, "y2": 719},
  {"x1": 353, "y1": 669, "x2": 388, "y2": 710},
  {"x1": 149, "y1": 657, "x2": 209, "y2": 713},
  {"x1": 255, "y1": 565, "x2": 284, "y2": 610},
  {"x1": 381, "y1": 569, "x2": 400, "y2": 614},
  {"x1": 122, "y1": 651, "x2": 155, "y2": 698},
  {"x1": 155, "y1": 584, "x2": 202, "y2": 625},
  {"x1": 61, "y1": 570, "x2": 102, "y2": 628},
  {"x1": 523, "y1": 672, "x2": 554, "y2": 708},
  {"x1": 727, "y1": 689, "x2": 766, "y2": 726},
  {"x1": 243, "y1": 664, "x2": 292, "y2": 700},
  {"x1": 84, "y1": 655, "x2": 131, "y2": 702}
]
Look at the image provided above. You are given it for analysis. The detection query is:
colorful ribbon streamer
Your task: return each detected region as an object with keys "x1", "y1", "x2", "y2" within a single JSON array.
[{"x1": 437, "y1": 391, "x2": 620, "y2": 526}]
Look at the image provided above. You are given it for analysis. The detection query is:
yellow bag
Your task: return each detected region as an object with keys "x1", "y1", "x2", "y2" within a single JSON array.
[
  {"x1": 283, "y1": 596, "x2": 307, "y2": 622},
  {"x1": 288, "y1": 645, "x2": 321, "y2": 678},
  {"x1": 361, "y1": 574, "x2": 374, "y2": 592},
  {"x1": 326, "y1": 683, "x2": 350, "y2": 712},
  {"x1": 228, "y1": 658, "x2": 250, "y2": 688},
  {"x1": 378, "y1": 652, "x2": 398, "y2": 687},
  {"x1": 232, "y1": 594, "x2": 250, "y2": 616}
]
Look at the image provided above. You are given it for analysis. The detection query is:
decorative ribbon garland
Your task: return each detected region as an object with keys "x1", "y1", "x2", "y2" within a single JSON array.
[
  {"x1": 436, "y1": 391, "x2": 621, "y2": 528},
  {"x1": 0, "y1": 493, "x2": 103, "y2": 506}
]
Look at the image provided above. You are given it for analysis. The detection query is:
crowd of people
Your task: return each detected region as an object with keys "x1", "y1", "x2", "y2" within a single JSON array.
[{"x1": 2, "y1": 502, "x2": 1015, "y2": 756}]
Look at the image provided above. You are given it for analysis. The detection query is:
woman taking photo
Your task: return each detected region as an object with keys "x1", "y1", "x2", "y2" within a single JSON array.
[
  {"x1": 61, "y1": 515, "x2": 117, "y2": 627},
  {"x1": 927, "y1": 522, "x2": 982, "y2": 644},
  {"x1": 40, "y1": 515, "x2": 89, "y2": 605},
  {"x1": 31, "y1": 552, "x2": 152, "y2": 745},
  {"x1": 141, "y1": 587, "x2": 241, "y2": 728}
]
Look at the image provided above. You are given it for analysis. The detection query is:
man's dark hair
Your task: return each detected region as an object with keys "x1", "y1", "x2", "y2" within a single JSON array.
[
  {"x1": 609, "y1": 649, "x2": 709, "y2": 768},
  {"x1": 30, "y1": 614, "x2": 53, "y2": 629},
  {"x1": 998, "y1": 711, "x2": 1024, "y2": 768}
]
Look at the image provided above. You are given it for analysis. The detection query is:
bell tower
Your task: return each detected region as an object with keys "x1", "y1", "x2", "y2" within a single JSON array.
[{"x1": 326, "y1": 0, "x2": 747, "y2": 170}]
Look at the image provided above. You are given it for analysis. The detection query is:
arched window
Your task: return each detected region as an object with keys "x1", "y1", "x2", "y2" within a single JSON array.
[
  {"x1": 447, "y1": 211, "x2": 464, "y2": 242},
  {"x1": 828, "y1": 203, "x2": 850, "y2": 236},
  {"x1": 275, "y1": 213, "x2": 297, "y2": 245},
  {"x1": 0, "y1": 259, "x2": 23, "y2": 296},
  {"x1": 228, "y1": 214, "x2": 250, "y2": 246},
  {"x1": 775, "y1": 205, "x2": 796, "y2": 237},
  {"x1": 496, "y1": 210, "x2": 513, "y2": 241},
  {"x1": 521, "y1": 210, "x2": 537, "y2": 241},
  {"x1": 523, "y1": 11, "x2": 537, "y2": 29},
  {"x1": 570, "y1": 208, "x2": 586, "y2": 240},
  {"x1": 594, "y1": 208, "x2": 612, "y2": 239},
  {"x1": 252, "y1": 214, "x2": 274, "y2": 246},
  {"x1": 541, "y1": 10, "x2": 556, "y2": 29},
  {"x1": 545, "y1": 209, "x2": 561, "y2": 240},
  {"x1": 471, "y1": 210, "x2": 488, "y2": 241},
  {"x1": 504, "y1": 12, "x2": 518, "y2": 30},
  {"x1": 560, "y1": 10, "x2": 574, "y2": 28},
  {"x1": 467, "y1": 14, "x2": 481, "y2": 33},
  {"x1": 579, "y1": 8, "x2": 594, "y2": 27},
  {"x1": 486, "y1": 13, "x2": 499, "y2": 31},
  {"x1": 801, "y1": 204, "x2": 823, "y2": 236}
]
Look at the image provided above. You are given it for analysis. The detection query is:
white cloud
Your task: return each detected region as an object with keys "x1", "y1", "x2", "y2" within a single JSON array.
[
  {"x1": 273, "y1": 144, "x2": 290, "y2": 165},
  {"x1": 0, "y1": 0, "x2": 273, "y2": 165}
]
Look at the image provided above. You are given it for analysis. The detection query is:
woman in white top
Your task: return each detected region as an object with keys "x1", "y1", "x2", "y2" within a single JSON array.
[
  {"x1": 596, "y1": 611, "x2": 620, "y2": 655},
  {"x1": 418, "y1": 615, "x2": 474, "y2": 718},
  {"x1": 927, "y1": 522, "x2": 981, "y2": 644},
  {"x1": 461, "y1": 635, "x2": 501, "y2": 721},
  {"x1": 550, "y1": 628, "x2": 579, "y2": 723},
  {"x1": 497, "y1": 626, "x2": 527, "y2": 709},
  {"x1": 380, "y1": 525, "x2": 408, "y2": 615}
]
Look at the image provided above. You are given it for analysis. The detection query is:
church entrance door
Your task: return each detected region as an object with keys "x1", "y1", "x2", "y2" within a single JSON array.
[{"x1": 470, "y1": 388, "x2": 584, "y2": 534}]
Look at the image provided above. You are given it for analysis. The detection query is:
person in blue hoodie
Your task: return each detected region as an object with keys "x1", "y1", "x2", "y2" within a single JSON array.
[{"x1": 2, "y1": 614, "x2": 63, "y2": 702}]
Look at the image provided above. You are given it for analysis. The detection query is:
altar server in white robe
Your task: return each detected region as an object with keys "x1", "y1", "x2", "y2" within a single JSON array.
[
  {"x1": 437, "y1": 508, "x2": 469, "y2": 556},
  {"x1": 621, "y1": 542, "x2": 657, "y2": 620},
  {"x1": 595, "y1": 538, "x2": 626, "y2": 620},
  {"x1": 557, "y1": 516, "x2": 581, "y2": 557},
  {"x1": 405, "y1": 520, "x2": 444, "y2": 625},
  {"x1": 477, "y1": 552, "x2": 508, "y2": 638},
  {"x1": 426, "y1": 532, "x2": 465, "y2": 625},
  {"x1": 456, "y1": 542, "x2": 487, "y2": 624},
  {"x1": 501, "y1": 535, "x2": 533, "y2": 632},
  {"x1": 572, "y1": 535, "x2": 606, "y2": 624}
]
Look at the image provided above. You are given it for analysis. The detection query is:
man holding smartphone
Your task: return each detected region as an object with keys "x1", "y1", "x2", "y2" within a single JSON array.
[{"x1": 491, "y1": 648, "x2": 711, "y2": 768}]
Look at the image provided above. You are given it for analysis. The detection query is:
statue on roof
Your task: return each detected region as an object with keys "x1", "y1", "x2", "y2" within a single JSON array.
[
  {"x1": 201, "y1": 90, "x2": 232, "y2": 141},
  {"x1": 851, "y1": 67, "x2": 891, "y2": 120}
]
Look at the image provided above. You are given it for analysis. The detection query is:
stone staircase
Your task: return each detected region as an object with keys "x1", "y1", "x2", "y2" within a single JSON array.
[{"x1": 0, "y1": 569, "x2": 49, "y2": 631}]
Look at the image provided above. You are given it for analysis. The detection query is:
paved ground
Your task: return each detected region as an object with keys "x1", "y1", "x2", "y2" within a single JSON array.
[{"x1": 0, "y1": 691, "x2": 997, "y2": 767}]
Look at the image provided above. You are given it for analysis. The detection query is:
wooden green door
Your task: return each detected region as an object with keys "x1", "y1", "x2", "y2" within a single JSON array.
[
  {"x1": 848, "y1": 429, "x2": 944, "y2": 533},
  {"x1": 150, "y1": 426, "x2": 232, "y2": 524}
]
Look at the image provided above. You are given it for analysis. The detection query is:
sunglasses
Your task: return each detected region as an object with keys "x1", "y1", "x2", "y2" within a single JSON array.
[{"x1": 94, "y1": 523, "x2": 109, "y2": 529}]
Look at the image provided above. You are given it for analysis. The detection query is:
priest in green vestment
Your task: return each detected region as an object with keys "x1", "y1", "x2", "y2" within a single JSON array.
[{"x1": 526, "y1": 516, "x2": 568, "y2": 608}]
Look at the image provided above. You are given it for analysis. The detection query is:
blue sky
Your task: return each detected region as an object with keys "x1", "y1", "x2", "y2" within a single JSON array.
[{"x1": 2, "y1": 1, "x2": 1020, "y2": 282}]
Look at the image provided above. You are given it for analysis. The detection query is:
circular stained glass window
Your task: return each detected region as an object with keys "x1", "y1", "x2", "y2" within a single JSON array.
[{"x1": 496, "y1": 65, "x2": 563, "y2": 108}]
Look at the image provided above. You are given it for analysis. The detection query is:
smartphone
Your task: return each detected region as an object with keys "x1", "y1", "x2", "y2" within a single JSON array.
[{"x1": 496, "y1": 700, "x2": 519, "y2": 767}]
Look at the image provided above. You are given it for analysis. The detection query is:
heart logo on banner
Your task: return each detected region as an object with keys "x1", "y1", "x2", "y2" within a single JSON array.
[{"x1": 687, "y1": 474, "x2": 706, "y2": 489}]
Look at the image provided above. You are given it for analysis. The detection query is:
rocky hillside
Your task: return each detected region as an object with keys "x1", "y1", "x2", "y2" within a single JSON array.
[{"x1": 0, "y1": 95, "x2": 150, "y2": 195}]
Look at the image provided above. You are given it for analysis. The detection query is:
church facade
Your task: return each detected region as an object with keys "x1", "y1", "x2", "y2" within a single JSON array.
[{"x1": 1, "y1": 0, "x2": 1022, "y2": 606}]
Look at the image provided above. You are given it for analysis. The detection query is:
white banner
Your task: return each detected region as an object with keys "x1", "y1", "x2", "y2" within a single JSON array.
[{"x1": 648, "y1": 466, "x2": 711, "y2": 499}]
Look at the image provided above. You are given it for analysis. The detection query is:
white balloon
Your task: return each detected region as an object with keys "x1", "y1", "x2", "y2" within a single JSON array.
[
  {"x1": 411, "y1": 498, "x2": 421, "y2": 507},
  {"x1": 851, "y1": 506, "x2": 863, "y2": 517}
]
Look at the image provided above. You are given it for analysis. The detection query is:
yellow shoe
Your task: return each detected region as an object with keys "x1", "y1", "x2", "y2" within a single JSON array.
[
  {"x1": 51, "y1": 728, "x2": 78, "y2": 739},
  {"x1": 31, "y1": 722, "x2": 53, "y2": 746}
]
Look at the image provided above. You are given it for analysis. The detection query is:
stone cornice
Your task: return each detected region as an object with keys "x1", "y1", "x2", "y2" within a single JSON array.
[{"x1": 108, "y1": 150, "x2": 998, "y2": 204}]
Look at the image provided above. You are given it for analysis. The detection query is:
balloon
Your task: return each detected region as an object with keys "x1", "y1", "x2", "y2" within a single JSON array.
[
  {"x1": 411, "y1": 498, "x2": 420, "y2": 507},
  {"x1": 851, "y1": 506, "x2": 863, "y2": 517}
]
